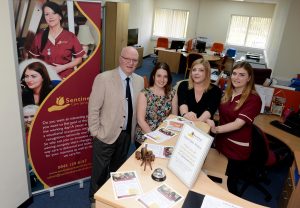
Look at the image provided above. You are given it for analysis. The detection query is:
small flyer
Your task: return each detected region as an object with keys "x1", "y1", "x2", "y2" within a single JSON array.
[
  {"x1": 144, "y1": 128, "x2": 177, "y2": 143},
  {"x1": 144, "y1": 143, "x2": 174, "y2": 158},
  {"x1": 271, "y1": 95, "x2": 286, "y2": 116},
  {"x1": 111, "y1": 171, "x2": 143, "y2": 199},
  {"x1": 164, "y1": 116, "x2": 194, "y2": 132},
  {"x1": 137, "y1": 184, "x2": 183, "y2": 208}
]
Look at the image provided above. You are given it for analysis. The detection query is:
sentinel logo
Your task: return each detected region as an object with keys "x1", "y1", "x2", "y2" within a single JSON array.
[{"x1": 48, "y1": 96, "x2": 89, "y2": 112}]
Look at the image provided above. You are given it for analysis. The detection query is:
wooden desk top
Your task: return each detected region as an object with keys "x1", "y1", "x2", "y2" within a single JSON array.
[
  {"x1": 155, "y1": 47, "x2": 221, "y2": 62},
  {"x1": 254, "y1": 114, "x2": 300, "y2": 152},
  {"x1": 95, "y1": 117, "x2": 265, "y2": 207},
  {"x1": 181, "y1": 51, "x2": 221, "y2": 62},
  {"x1": 201, "y1": 53, "x2": 221, "y2": 62},
  {"x1": 155, "y1": 47, "x2": 181, "y2": 54}
]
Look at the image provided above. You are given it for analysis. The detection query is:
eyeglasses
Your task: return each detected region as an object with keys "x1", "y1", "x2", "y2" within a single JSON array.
[{"x1": 121, "y1": 56, "x2": 138, "y2": 64}]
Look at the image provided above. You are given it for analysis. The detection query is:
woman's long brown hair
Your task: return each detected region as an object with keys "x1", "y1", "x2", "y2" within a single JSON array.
[{"x1": 222, "y1": 61, "x2": 257, "y2": 110}]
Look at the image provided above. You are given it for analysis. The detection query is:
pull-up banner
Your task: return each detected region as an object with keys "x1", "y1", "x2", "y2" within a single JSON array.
[{"x1": 15, "y1": 0, "x2": 101, "y2": 193}]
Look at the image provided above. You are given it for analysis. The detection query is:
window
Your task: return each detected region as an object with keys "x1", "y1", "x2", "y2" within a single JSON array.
[
  {"x1": 152, "y1": 8, "x2": 189, "y2": 39},
  {"x1": 226, "y1": 15, "x2": 272, "y2": 49}
]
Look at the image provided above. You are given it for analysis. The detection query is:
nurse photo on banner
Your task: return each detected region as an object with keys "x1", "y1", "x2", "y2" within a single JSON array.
[{"x1": 28, "y1": 1, "x2": 85, "y2": 79}]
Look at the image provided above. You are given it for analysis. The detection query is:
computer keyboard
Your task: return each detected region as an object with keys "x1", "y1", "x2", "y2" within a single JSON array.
[{"x1": 270, "y1": 120, "x2": 300, "y2": 137}]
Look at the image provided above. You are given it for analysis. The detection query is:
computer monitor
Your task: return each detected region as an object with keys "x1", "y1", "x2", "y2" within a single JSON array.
[
  {"x1": 127, "y1": 28, "x2": 138, "y2": 46},
  {"x1": 170, "y1": 40, "x2": 185, "y2": 51},
  {"x1": 196, "y1": 40, "x2": 206, "y2": 53}
]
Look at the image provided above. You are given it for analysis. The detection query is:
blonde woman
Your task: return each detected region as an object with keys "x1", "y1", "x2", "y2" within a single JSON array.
[{"x1": 177, "y1": 58, "x2": 221, "y2": 121}]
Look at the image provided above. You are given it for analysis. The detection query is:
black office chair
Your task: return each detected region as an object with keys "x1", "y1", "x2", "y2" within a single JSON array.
[
  {"x1": 237, "y1": 125, "x2": 277, "y2": 202},
  {"x1": 253, "y1": 68, "x2": 272, "y2": 85},
  {"x1": 184, "y1": 53, "x2": 203, "y2": 78}
]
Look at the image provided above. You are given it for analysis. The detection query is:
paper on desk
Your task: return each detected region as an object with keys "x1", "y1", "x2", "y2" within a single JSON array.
[
  {"x1": 255, "y1": 85, "x2": 274, "y2": 112},
  {"x1": 144, "y1": 143, "x2": 174, "y2": 159},
  {"x1": 144, "y1": 128, "x2": 177, "y2": 143},
  {"x1": 111, "y1": 171, "x2": 143, "y2": 199},
  {"x1": 201, "y1": 195, "x2": 242, "y2": 208},
  {"x1": 137, "y1": 183, "x2": 183, "y2": 208},
  {"x1": 164, "y1": 116, "x2": 194, "y2": 132}
]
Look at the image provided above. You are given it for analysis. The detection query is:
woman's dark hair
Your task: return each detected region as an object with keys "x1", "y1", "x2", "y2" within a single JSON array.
[
  {"x1": 21, "y1": 62, "x2": 52, "y2": 105},
  {"x1": 41, "y1": 1, "x2": 64, "y2": 52},
  {"x1": 149, "y1": 62, "x2": 172, "y2": 96}
]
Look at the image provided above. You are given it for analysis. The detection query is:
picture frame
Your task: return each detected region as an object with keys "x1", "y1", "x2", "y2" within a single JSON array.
[{"x1": 168, "y1": 124, "x2": 213, "y2": 188}]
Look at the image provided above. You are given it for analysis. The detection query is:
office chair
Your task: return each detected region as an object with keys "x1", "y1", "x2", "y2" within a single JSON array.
[
  {"x1": 186, "y1": 39, "x2": 194, "y2": 52},
  {"x1": 143, "y1": 76, "x2": 149, "y2": 88},
  {"x1": 237, "y1": 125, "x2": 276, "y2": 202},
  {"x1": 253, "y1": 68, "x2": 272, "y2": 85},
  {"x1": 156, "y1": 37, "x2": 169, "y2": 48},
  {"x1": 225, "y1": 48, "x2": 237, "y2": 58},
  {"x1": 210, "y1": 42, "x2": 224, "y2": 55},
  {"x1": 216, "y1": 55, "x2": 235, "y2": 75},
  {"x1": 184, "y1": 53, "x2": 203, "y2": 78},
  {"x1": 152, "y1": 37, "x2": 169, "y2": 64}
]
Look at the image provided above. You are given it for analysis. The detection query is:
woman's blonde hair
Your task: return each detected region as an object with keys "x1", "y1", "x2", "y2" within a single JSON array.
[
  {"x1": 222, "y1": 61, "x2": 257, "y2": 110},
  {"x1": 188, "y1": 58, "x2": 211, "y2": 91}
]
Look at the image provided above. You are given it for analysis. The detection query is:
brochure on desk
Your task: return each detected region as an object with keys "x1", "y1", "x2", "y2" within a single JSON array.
[
  {"x1": 168, "y1": 124, "x2": 213, "y2": 188},
  {"x1": 182, "y1": 191, "x2": 241, "y2": 208}
]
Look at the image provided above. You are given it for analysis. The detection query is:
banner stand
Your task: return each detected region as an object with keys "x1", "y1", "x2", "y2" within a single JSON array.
[
  {"x1": 33, "y1": 177, "x2": 91, "y2": 197},
  {"x1": 15, "y1": 0, "x2": 101, "y2": 196}
]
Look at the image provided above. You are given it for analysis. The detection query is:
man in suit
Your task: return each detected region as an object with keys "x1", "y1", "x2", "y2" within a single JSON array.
[{"x1": 88, "y1": 46, "x2": 144, "y2": 204}]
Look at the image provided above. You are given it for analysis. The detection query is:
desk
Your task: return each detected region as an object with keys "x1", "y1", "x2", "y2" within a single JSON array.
[
  {"x1": 254, "y1": 114, "x2": 300, "y2": 152},
  {"x1": 95, "y1": 118, "x2": 265, "y2": 208},
  {"x1": 181, "y1": 51, "x2": 221, "y2": 62},
  {"x1": 156, "y1": 48, "x2": 221, "y2": 74},
  {"x1": 254, "y1": 114, "x2": 300, "y2": 207},
  {"x1": 135, "y1": 47, "x2": 144, "y2": 68},
  {"x1": 157, "y1": 49, "x2": 182, "y2": 73}
]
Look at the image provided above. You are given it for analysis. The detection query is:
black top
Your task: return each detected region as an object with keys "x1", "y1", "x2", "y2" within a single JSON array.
[
  {"x1": 177, "y1": 81, "x2": 222, "y2": 118},
  {"x1": 22, "y1": 85, "x2": 54, "y2": 106}
]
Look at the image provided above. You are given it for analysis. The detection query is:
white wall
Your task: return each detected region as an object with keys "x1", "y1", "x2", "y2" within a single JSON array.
[
  {"x1": 128, "y1": 0, "x2": 154, "y2": 56},
  {"x1": 197, "y1": 0, "x2": 275, "y2": 51},
  {"x1": 109, "y1": 0, "x2": 298, "y2": 80},
  {"x1": 265, "y1": 0, "x2": 291, "y2": 73},
  {"x1": 137, "y1": 0, "x2": 275, "y2": 56},
  {"x1": 269, "y1": 0, "x2": 300, "y2": 80},
  {"x1": 0, "y1": 1, "x2": 31, "y2": 207}
]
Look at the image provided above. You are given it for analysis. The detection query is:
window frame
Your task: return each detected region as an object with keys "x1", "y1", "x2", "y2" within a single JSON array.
[
  {"x1": 226, "y1": 15, "x2": 272, "y2": 49},
  {"x1": 152, "y1": 8, "x2": 189, "y2": 40}
]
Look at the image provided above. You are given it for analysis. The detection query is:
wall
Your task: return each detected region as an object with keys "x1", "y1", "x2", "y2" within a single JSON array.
[
  {"x1": 142, "y1": 0, "x2": 274, "y2": 56},
  {"x1": 153, "y1": 0, "x2": 200, "y2": 40},
  {"x1": 197, "y1": 0, "x2": 275, "y2": 51},
  {"x1": 270, "y1": 0, "x2": 300, "y2": 81},
  {"x1": 106, "y1": 0, "x2": 298, "y2": 80},
  {"x1": 265, "y1": 0, "x2": 291, "y2": 74},
  {"x1": 102, "y1": 0, "x2": 154, "y2": 56},
  {"x1": 0, "y1": 0, "x2": 31, "y2": 207},
  {"x1": 138, "y1": 0, "x2": 202, "y2": 55},
  {"x1": 128, "y1": 0, "x2": 154, "y2": 56}
]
